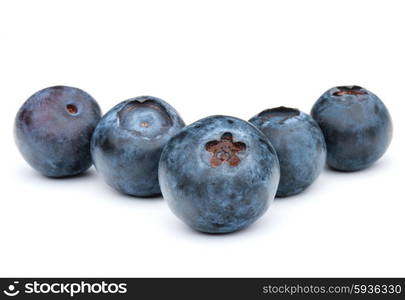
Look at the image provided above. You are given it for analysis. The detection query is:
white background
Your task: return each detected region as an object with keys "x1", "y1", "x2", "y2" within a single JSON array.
[{"x1": 0, "y1": 0, "x2": 404, "y2": 277}]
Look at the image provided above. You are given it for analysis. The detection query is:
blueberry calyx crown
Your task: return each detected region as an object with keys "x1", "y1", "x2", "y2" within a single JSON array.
[
  {"x1": 117, "y1": 98, "x2": 174, "y2": 136},
  {"x1": 333, "y1": 86, "x2": 367, "y2": 96},
  {"x1": 256, "y1": 106, "x2": 300, "y2": 125},
  {"x1": 258, "y1": 106, "x2": 300, "y2": 118},
  {"x1": 205, "y1": 132, "x2": 246, "y2": 167},
  {"x1": 119, "y1": 99, "x2": 172, "y2": 123}
]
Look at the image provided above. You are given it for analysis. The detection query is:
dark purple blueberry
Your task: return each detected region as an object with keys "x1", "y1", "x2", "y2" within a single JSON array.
[
  {"x1": 91, "y1": 96, "x2": 185, "y2": 197},
  {"x1": 14, "y1": 86, "x2": 101, "y2": 177}
]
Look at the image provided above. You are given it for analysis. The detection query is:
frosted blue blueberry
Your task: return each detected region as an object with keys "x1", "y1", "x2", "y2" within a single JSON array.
[
  {"x1": 250, "y1": 107, "x2": 326, "y2": 197},
  {"x1": 159, "y1": 115, "x2": 280, "y2": 233},
  {"x1": 91, "y1": 96, "x2": 185, "y2": 197}
]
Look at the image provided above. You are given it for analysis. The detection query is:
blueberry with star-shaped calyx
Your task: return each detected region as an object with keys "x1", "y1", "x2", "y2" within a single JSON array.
[{"x1": 159, "y1": 115, "x2": 280, "y2": 233}]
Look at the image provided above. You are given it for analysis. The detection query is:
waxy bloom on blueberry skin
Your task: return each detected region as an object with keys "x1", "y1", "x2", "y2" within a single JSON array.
[
  {"x1": 14, "y1": 86, "x2": 102, "y2": 177},
  {"x1": 159, "y1": 115, "x2": 280, "y2": 234},
  {"x1": 311, "y1": 86, "x2": 393, "y2": 171},
  {"x1": 250, "y1": 107, "x2": 327, "y2": 197},
  {"x1": 91, "y1": 96, "x2": 185, "y2": 197}
]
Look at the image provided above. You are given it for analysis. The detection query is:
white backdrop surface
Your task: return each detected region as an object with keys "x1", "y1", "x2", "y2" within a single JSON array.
[{"x1": 0, "y1": 0, "x2": 404, "y2": 277}]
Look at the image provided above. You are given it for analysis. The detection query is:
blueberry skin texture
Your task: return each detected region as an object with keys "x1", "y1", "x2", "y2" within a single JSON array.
[
  {"x1": 159, "y1": 115, "x2": 280, "y2": 234},
  {"x1": 91, "y1": 96, "x2": 185, "y2": 197},
  {"x1": 249, "y1": 107, "x2": 327, "y2": 197},
  {"x1": 14, "y1": 86, "x2": 101, "y2": 177},
  {"x1": 311, "y1": 86, "x2": 393, "y2": 171}
]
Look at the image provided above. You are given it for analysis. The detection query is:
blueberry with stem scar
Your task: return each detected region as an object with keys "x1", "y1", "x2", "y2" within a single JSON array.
[
  {"x1": 250, "y1": 107, "x2": 326, "y2": 197},
  {"x1": 14, "y1": 86, "x2": 101, "y2": 177}
]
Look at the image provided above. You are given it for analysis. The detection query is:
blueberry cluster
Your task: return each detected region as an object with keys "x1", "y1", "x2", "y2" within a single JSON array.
[{"x1": 14, "y1": 85, "x2": 393, "y2": 234}]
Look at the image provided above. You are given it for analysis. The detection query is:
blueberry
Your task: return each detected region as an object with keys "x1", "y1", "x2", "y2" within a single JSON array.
[
  {"x1": 249, "y1": 107, "x2": 326, "y2": 197},
  {"x1": 311, "y1": 86, "x2": 393, "y2": 171},
  {"x1": 91, "y1": 96, "x2": 185, "y2": 197},
  {"x1": 159, "y1": 115, "x2": 280, "y2": 233},
  {"x1": 14, "y1": 86, "x2": 101, "y2": 177}
]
